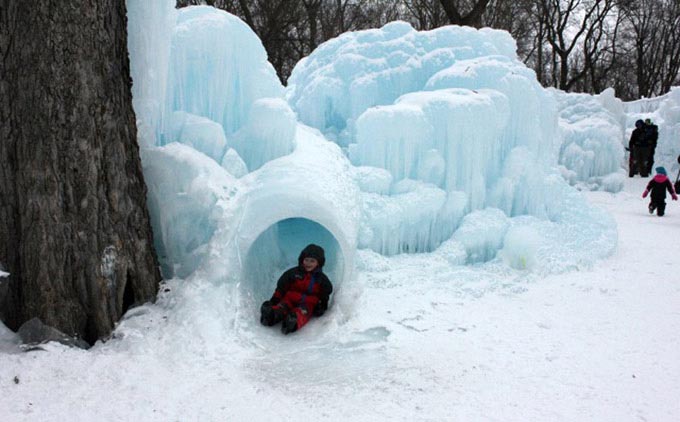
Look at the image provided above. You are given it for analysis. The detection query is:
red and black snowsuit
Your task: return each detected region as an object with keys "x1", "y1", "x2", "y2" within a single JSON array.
[
  {"x1": 260, "y1": 244, "x2": 333, "y2": 333},
  {"x1": 642, "y1": 173, "x2": 678, "y2": 216}
]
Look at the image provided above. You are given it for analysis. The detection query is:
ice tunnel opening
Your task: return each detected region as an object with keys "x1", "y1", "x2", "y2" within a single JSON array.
[{"x1": 243, "y1": 218, "x2": 344, "y2": 303}]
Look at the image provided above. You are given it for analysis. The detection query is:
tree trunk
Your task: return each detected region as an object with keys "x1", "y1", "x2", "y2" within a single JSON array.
[
  {"x1": 439, "y1": 0, "x2": 490, "y2": 28},
  {"x1": 304, "y1": 0, "x2": 322, "y2": 52},
  {"x1": 0, "y1": 1, "x2": 161, "y2": 345}
]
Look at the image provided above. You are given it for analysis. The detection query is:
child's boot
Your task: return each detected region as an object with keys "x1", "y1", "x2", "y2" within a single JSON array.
[
  {"x1": 281, "y1": 313, "x2": 298, "y2": 334},
  {"x1": 657, "y1": 202, "x2": 666, "y2": 217},
  {"x1": 260, "y1": 301, "x2": 275, "y2": 326}
]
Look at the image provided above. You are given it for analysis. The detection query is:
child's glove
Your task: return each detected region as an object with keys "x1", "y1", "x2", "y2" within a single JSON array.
[
  {"x1": 642, "y1": 190, "x2": 649, "y2": 198},
  {"x1": 313, "y1": 301, "x2": 327, "y2": 317},
  {"x1": 673, "y1": 194, "x2": 678, "y2": 201}
]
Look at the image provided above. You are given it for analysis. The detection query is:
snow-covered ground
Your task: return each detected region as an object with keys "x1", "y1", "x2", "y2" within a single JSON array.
[
  {"x1": 2, "y1": 3, "x2": 679, "y2": 421},
  {"x1": 1, "y1": 175, "x2": 678, "y2": 421}
]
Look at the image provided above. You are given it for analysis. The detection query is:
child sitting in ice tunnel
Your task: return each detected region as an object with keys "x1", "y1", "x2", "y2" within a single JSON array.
[
  {"x1": 642, "y1": 167, "x2": 678, "y2": 217},
  {"x1": 260, "y1": 244, "x2": 333, "y2": 334}
]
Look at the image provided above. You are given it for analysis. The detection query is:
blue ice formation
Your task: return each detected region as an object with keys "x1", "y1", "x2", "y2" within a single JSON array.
[
  {"x1": 128, "y1": 4, "x2": 358, "y2": 289},
  {"x1": 167, "y1": 7, "x2": 284, "y2": 138},
  {"x1": 552, "y1": 88, "x2": 626, "y2": 192},
  {"x1": 285, "y1": 19, "x2": 616, "y2": 255},
  {"x1": 127, "y1": 2, "x2": 618, "y2": 290}
]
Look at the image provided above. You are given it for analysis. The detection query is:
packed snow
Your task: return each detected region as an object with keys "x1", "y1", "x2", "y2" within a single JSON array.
[
  {"x1": 1, "y1": 177, "x2": 679, "y2": 421},
  {"x1": 1, "y1": 1, "x2": 679, "y2": 421}
]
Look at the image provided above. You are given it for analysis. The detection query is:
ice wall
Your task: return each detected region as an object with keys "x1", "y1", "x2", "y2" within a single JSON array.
[
  {"x1": 141, "y1": 143, "x2": 239, "y2": 278},
  {"x1": 287, "y1": 21, "x2": 599, "y2": 256},
  {"x1": 166, "y1": 7, "x2": 284, "y2": 138},
  {"x1": 127, "y1": 4, "x2": 359, "y2": 292},
  {"x1": 127, "y1": 0, "x2": 177, "y2": 148},
  {"x1": 287, "y1": 22, "x2": 518, "y2": 140},
  {"x1": 128, "y1": 4, "x2": 617, "y2": 290},
  {"x1": 552, "y1": 88, "x2": 626, "y2": 192}
]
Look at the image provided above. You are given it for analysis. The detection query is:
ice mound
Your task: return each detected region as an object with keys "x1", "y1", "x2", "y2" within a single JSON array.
[
  {"x1": 142, "y1": 143, "x2": 239, "y2": 278},
  {"x1": 358, "y1": 180, "x2": 467, "y2": 255},
  {"x1": 168, "y1": 111, "x2": 228, "y2": 162},
  {"x1": 288, "y1": 22, "x2": 521, "y2": 141},
  {"x1": 452, "y1": 208, "x2": 509, "y2": 263},
  {"x1": 132, "y1": 0, "x2": 359, "y2": 271},
  {"x1": 221, "y1": 148, "x2": 248, "y2": 178},
  {"x1": 127, "y1": 4, "x2": 617, "y2": 291},
  {"x1": 229, "y1": 98, "x2": 297, "y2": 171},
  {"x1": 351, "y1": 88, "x2": 510, "y2": 207},
  {"x1": 499, "y1": 223, "x2": 543, "y2": 271},
  {"x1": 552, "y1": 88, "x2": 626, "y2": 192},
  {"x1": 288, "y1": 21, "x2": 611, "y2": 257},
  {"x1": 352, "y1": 166, "x2": 393, "y2": 195},
  {"x1": 127, "y1": 0, "x2": 177, "y2": 148},
  {"x1": 425, "y1": 55, "x2": 555, "y2": 163},
  {"x1": 166, "y1": 6, "x2": 284, "y2": 138}
]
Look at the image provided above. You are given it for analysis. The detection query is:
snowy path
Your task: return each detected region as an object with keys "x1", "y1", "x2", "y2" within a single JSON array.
[{"x1": 1, "y1": 177, "x2": 679, "y2": 421}]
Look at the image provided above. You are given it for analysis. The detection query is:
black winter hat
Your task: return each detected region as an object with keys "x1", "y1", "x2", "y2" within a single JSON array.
[{"x1": 298, "y1": 244, "x2": 325, "y2": 268}]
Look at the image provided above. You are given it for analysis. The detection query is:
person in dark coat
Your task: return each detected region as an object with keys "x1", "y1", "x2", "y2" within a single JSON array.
[
  {"x1": 644, "y1": 118, "x2": 659, "y2": 174},
  {"x1": 260, "y1": 244, "x2": 333, "y2": 334},
  {"x1": 642, "y1": 166, "x2": 678, "y2": 217},
  {"x1": 629, "y1": 119, "x2": 650, "y2": 177}
]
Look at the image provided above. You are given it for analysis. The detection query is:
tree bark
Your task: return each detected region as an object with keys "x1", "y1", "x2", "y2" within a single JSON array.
[
  {"x1": 439, "y1": 0, "x2": 490, "y2": 28},
  {"x1": 0, "y1": 1, "x2": 161, "y2": 345}
]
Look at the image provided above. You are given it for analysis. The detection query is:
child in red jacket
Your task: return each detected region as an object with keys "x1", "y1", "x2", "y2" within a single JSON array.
[
  {"x1": 643, "y1": 167, "x2": 678, "y2": 216},
  {"x1": 260, "y1": 244, "x2": 333, "y2": 334}
]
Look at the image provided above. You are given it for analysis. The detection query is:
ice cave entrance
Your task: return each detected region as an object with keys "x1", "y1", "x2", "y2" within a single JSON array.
[{"x1": 243, "y1": 217, "x2": 344, "y2": 300}]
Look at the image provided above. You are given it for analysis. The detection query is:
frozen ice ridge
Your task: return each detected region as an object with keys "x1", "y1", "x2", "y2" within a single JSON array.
[{"x1": 127, "y1": 3, "x2": 618, "y2": 292}]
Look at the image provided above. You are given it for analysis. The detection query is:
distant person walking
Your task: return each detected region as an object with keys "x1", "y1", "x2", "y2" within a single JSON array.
[
  {"x1": 629, "y1": 119, "x2": 651, "y2": 177},
  {"x1": 644, "y1": 118, "x2": 659, "y2": 174},
  {"x1": 642, "y1": 166, "x2": 677, "y2": 216}
]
